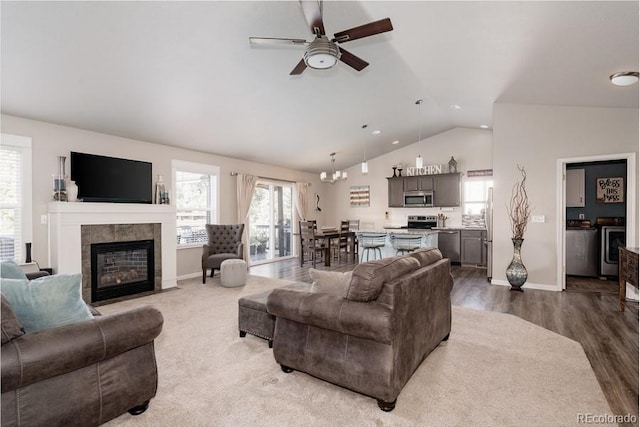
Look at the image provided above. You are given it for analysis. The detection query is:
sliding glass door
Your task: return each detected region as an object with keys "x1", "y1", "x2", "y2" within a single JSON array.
[{"x1": 248, "y1": 181, "x2": 293, "y2": 264}]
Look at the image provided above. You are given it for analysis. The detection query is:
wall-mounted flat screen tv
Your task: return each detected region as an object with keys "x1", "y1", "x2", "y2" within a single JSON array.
[{"x1": 70, "y1": 152, "x2": 152, "y2": 203}]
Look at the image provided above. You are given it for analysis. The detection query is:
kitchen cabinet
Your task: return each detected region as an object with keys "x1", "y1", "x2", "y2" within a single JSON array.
[
  {"x1": 404, "y1": 176, "x2": 433, "y2": 192},
  {"x1": 437, "y1": 230, "x2": 460, "y2": 264},
  {"x1": 387, "y1": 173, "x2": 460, "y2": 208},
  {"x1": 433, "y1": 173, "x2": 461, "y2": 207},
  {"x1": 461, "y1": 230, "x2": 484, "y2": 266},
  {"x1": 387, "y1": 177, "x2": 404, "y2": 207},
  {"x1": 566, "y1": 168, "x2": 585, "y2": 207}
]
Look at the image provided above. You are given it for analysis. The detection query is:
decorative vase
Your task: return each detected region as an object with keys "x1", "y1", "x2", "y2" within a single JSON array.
[
  {"x1": 506, "y1": 238, "x2": 527, "y2": 291},
  {"x1": 25, "y1": 242, "x2": 32, "y2": 263},
  {"x1": 66, "y1": 180, "x2": 78, "y2": 202}
]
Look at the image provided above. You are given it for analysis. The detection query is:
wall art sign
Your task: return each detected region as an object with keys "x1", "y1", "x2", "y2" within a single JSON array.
[
  {"x1": 349, "y1": 185, "x2": 370, "y2": 207},
  {"x1": 468, "y1": 169, "x2": 493, "y2": 177},
  {"x1": 404, "y1": 164, "x2": 445, "y2": 176},
  {"x1": 596, "y1": 177, "x2": 624, "y2": 203}
]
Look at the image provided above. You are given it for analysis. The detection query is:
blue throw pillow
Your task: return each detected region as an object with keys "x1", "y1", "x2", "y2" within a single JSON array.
[
  {"x1": 0, "y1": 260, "x2": 28, "y2": 280},
  {"x1": 0, "y1": 274, "x2": 93, "y2": 333}
]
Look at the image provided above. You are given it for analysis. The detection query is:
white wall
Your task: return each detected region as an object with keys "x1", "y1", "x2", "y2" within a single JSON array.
[
  {"x1": 1, "y1": 114, "x2": 326, "y2": 277},
  {"x1": 325, "y1": 127, "x2": 493, "y2": 229},
  {"x1": 492, "y1": 103, "x2": 639, "y2": 289}
]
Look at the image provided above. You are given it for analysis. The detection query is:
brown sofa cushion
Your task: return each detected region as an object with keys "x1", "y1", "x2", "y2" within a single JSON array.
[
  {"x1": 409, "y1": 247, "x2": 443, "y2": 267},
  {"x1": 1, "y1": 293, "x2": 24, "y2": 344},
  {"x1": 346, "y1": 256, "x2": 420, "y2": 302}
]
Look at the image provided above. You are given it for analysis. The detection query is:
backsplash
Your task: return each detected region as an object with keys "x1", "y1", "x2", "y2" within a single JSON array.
[{"x1": 462, "y1": 214, "x2": 485, "y2": 228}]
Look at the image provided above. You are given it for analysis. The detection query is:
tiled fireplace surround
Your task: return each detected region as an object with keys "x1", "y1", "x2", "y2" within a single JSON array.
[
  {"x1": 48, "y1": 202, "x2": 177, "y2": 303},
  {"x1": 81, "y1": 223, "x2": 161, "y2": 303}
]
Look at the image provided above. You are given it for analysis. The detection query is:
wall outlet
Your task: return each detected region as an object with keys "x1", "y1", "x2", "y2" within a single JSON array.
[
  {"x1": 384, "y1": 211, "x2": 390, "y2": 220},
  {"x1": 579, "y1": 213, "x2": 585, "y2": 220},
  {"x1": 531, "y1": 215, "x2": 545, "y2": 223}
]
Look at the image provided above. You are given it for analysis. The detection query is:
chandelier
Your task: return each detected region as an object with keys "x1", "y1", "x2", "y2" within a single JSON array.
[{"x1": 320, "y1": 152, "x2": 347, "y2": 183}]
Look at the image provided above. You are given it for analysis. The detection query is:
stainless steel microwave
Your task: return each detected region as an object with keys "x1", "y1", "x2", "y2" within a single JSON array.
[{"x1": 403, "y1": 191, "x2": 434, "y2": 207}]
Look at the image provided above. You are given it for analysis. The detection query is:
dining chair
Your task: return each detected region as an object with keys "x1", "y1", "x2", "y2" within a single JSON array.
[
  {"x1": 332, "y1": 220, "x2": 350, "y2": 261},
  {"x1": 299, "y1": 220, "x2": 325, "y2": 267},
  {"x1": 390, "y1": 233, "x2": 424, "y2": 255},
  {"x1": 358, "y1": 232, "x2": 388, "y2": 262},
  {"x1": 348, "y1": 219, "x2": 360, "y2": 258}
]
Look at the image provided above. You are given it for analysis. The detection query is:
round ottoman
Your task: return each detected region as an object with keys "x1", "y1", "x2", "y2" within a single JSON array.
[{"x1": 221, "y1": 259, "x2": 247, "y2": 288}]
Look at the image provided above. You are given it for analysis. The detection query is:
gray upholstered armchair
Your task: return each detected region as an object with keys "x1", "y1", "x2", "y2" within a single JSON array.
[{"x1": 202, "y1": 224, "x2": 245, "y2": 283}]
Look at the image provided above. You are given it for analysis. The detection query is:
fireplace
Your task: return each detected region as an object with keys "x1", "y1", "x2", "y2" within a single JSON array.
[{"x1": 91, "y1": 240, "x2": 155, "y2": 302}]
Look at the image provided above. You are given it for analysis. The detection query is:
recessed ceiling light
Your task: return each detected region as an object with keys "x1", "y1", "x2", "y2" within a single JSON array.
[
  {"x1": 480, "y1": 125, "x2": 489, "y2": 129},
  {"x1": 450, "y1": 104, "x2": 462, "y2": 110},
  {"x1": 372, "y1": 130, "x2": 381, "y2": 135},
  {"x1": 391, "y1": 140, "x2": 399, "y2": 145},
  {"x1": 610, "y1": 71, "x2": 639, "y2": 86}
]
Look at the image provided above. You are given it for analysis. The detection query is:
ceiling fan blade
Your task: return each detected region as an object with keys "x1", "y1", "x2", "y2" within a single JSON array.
[
  {"x1": 338, "y1": 47, "x2": 369, "y2": 72},
  {"x1": 299, "y1": 0, "x2": 325, "y2": 35},
  {"x1": 290, "y1": 58, "x2": 307, "y2": 75},
  {"x1": 249, "y1": 37, "x2": 308, "y2": 46},
  {"x1": 333, "y1": 18, "x2": 393, "y2": 43}
]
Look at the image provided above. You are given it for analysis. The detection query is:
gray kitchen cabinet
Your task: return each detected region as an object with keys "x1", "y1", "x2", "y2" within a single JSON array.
[
  {"x1": 433, "y1": 173, "x2": 461, "y2": 207},
  {"x1": 404, "y1": 176, "x2": 433, "y2": 192},
  {"x1": 461, "y1": 230, "x2": 484, "y2": 266},
  {"x1": 387, "y1": 177, "x2": 404, "y2": 207},
  {"x1": 566, "y1": 168, "x2": 585, "y2": 207},
  {"x1": 437, "y1": 230, "x2": 460, "y2": 263}
]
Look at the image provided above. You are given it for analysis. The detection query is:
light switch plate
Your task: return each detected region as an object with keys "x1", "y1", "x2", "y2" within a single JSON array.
[
  {"x1": 531, "y1": 215, "x2": 545, "y2": 223},
  {"x1": 40, "y1": 214, "x2": 47, "y2": 225}
]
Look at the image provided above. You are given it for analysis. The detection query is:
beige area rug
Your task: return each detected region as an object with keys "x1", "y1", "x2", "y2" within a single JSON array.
[{"x1": 101, "y1": 275, "x2": 611, "y2": 427}]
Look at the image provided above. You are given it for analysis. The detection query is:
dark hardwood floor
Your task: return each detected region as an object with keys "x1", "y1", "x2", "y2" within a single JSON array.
[{"x1": 250, "y1": 257, "x2": 639, "y2": 424}]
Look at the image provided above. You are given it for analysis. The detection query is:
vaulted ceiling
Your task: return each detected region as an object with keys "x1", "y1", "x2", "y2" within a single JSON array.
[{"x1": 2, "y1": 1, "x2": 638, "y2": 173}]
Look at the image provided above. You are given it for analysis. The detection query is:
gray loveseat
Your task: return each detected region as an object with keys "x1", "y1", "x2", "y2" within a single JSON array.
[{"x1": 266, "y1": 247, "x2": 453, "y2": 411}]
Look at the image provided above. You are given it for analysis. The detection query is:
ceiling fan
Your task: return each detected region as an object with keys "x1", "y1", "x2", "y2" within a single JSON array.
[{"x1": 249, "y1": 0, "x2": 393, "y2": 75}]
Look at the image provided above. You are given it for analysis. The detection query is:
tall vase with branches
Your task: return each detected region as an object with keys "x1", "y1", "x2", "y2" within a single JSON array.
[{"x1": 506, "y1": 165, "x2": 531, "y2": 291}]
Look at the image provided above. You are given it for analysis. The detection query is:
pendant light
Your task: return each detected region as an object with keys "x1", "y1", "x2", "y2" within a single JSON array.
[
  {"x1": 320, "y1": 152, "x2": 347, "y2": 183},
  {"x1": 361, "y1": 124, "x2": 369, "y2": 175},
  {"x1": 415, "y1": 99, "x2": 423, "y2": 169}
]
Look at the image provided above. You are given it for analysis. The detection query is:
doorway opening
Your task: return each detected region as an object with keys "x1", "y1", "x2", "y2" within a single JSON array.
[{"x1": 557, "y1": 152, "x2": 636, "y2": 298}]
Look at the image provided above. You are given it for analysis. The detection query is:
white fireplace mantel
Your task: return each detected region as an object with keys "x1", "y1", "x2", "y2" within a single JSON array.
[{"x1": 48, "y1": 202, "x2": 177, "y2": 289}]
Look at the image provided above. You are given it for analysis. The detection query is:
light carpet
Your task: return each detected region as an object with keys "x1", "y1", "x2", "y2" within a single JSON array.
[{"x1": 101, "y1": 275, "x2": 611, "y2": 427}]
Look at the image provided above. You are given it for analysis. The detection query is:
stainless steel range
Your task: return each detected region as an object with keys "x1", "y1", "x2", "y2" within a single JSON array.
[{"x1": 407, "y1": 215, "x2": 437, "y2": 229}]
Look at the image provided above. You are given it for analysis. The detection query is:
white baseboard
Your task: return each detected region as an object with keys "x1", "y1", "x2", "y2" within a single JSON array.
[
  {"x1": 177, "y1": 271, "x2": 202, "y2": 281},
  {"x1": 491, "y1": 279, "x2": 561, "y2": 292}
]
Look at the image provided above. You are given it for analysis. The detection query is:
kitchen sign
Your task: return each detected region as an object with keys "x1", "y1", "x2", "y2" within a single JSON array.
[
  {"x1": 405, "y1": 164, "x2": 445, "y2": 176},
  {"x1": 596, "y1": 177, "x2": 624, "y2": 203}
]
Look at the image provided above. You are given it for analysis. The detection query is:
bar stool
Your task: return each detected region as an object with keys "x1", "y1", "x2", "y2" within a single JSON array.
[
  {"x1": 358, "y1": 232, "x2": 387, "y2": 262},
  {"x1": 390, "y1": 233, "x2": 423, "y2": 255}
]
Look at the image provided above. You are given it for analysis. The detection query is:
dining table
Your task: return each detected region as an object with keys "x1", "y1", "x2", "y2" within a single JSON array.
[{"x1": 314, "y1": 229, "x2": 357, "y2": 267}]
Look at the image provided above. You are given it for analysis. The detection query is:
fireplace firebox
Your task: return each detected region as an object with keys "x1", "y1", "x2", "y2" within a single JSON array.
[{"x1": 91, "y1": 239, "x2": 155, "y2": 302}]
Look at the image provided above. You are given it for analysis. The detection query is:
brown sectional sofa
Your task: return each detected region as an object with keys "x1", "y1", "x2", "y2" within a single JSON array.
[
  {"x1": 1, "y1": 295, "x2": 163, "y2": 426},
  {"x1": 266, "y1": 247, "x2": 453, "y2": 411}
]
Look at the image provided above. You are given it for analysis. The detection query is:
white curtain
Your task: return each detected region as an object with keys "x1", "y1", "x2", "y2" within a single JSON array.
[{"x1": 236, "y1": 173, "x2": 258, "y2": 261}]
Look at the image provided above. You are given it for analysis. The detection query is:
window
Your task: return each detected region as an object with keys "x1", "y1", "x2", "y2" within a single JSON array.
[
  {"x1": 463, "y1": 178, "x2": 493, "y2": 215},
  {"x1": 0, "y1": 134, "x2": 32, "y2": 262},
  {"x1": 172, "y1": 160, "x2": 219, "y2": 247}
]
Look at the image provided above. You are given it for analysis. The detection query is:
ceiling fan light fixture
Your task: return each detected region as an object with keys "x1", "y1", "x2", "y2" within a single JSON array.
[
  {"x1": 610, "y1": 71, "x2": 639, "y2": 86},
  {"x1": 304, "y1": 36, "x2": 340, "y2": 69}
]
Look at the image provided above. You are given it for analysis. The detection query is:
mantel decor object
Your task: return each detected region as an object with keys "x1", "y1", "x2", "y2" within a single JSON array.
[
  {"x1": 52, "y1": 155, "x2": 68, "y2": 201},
  {"x1": 506, "y1": 165, "x2": 531, "y2": 291}
]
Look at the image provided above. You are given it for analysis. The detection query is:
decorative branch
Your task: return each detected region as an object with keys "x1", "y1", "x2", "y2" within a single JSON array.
[{"x1": 508, "y1": 165, "x2": 531, "y2": 240}]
